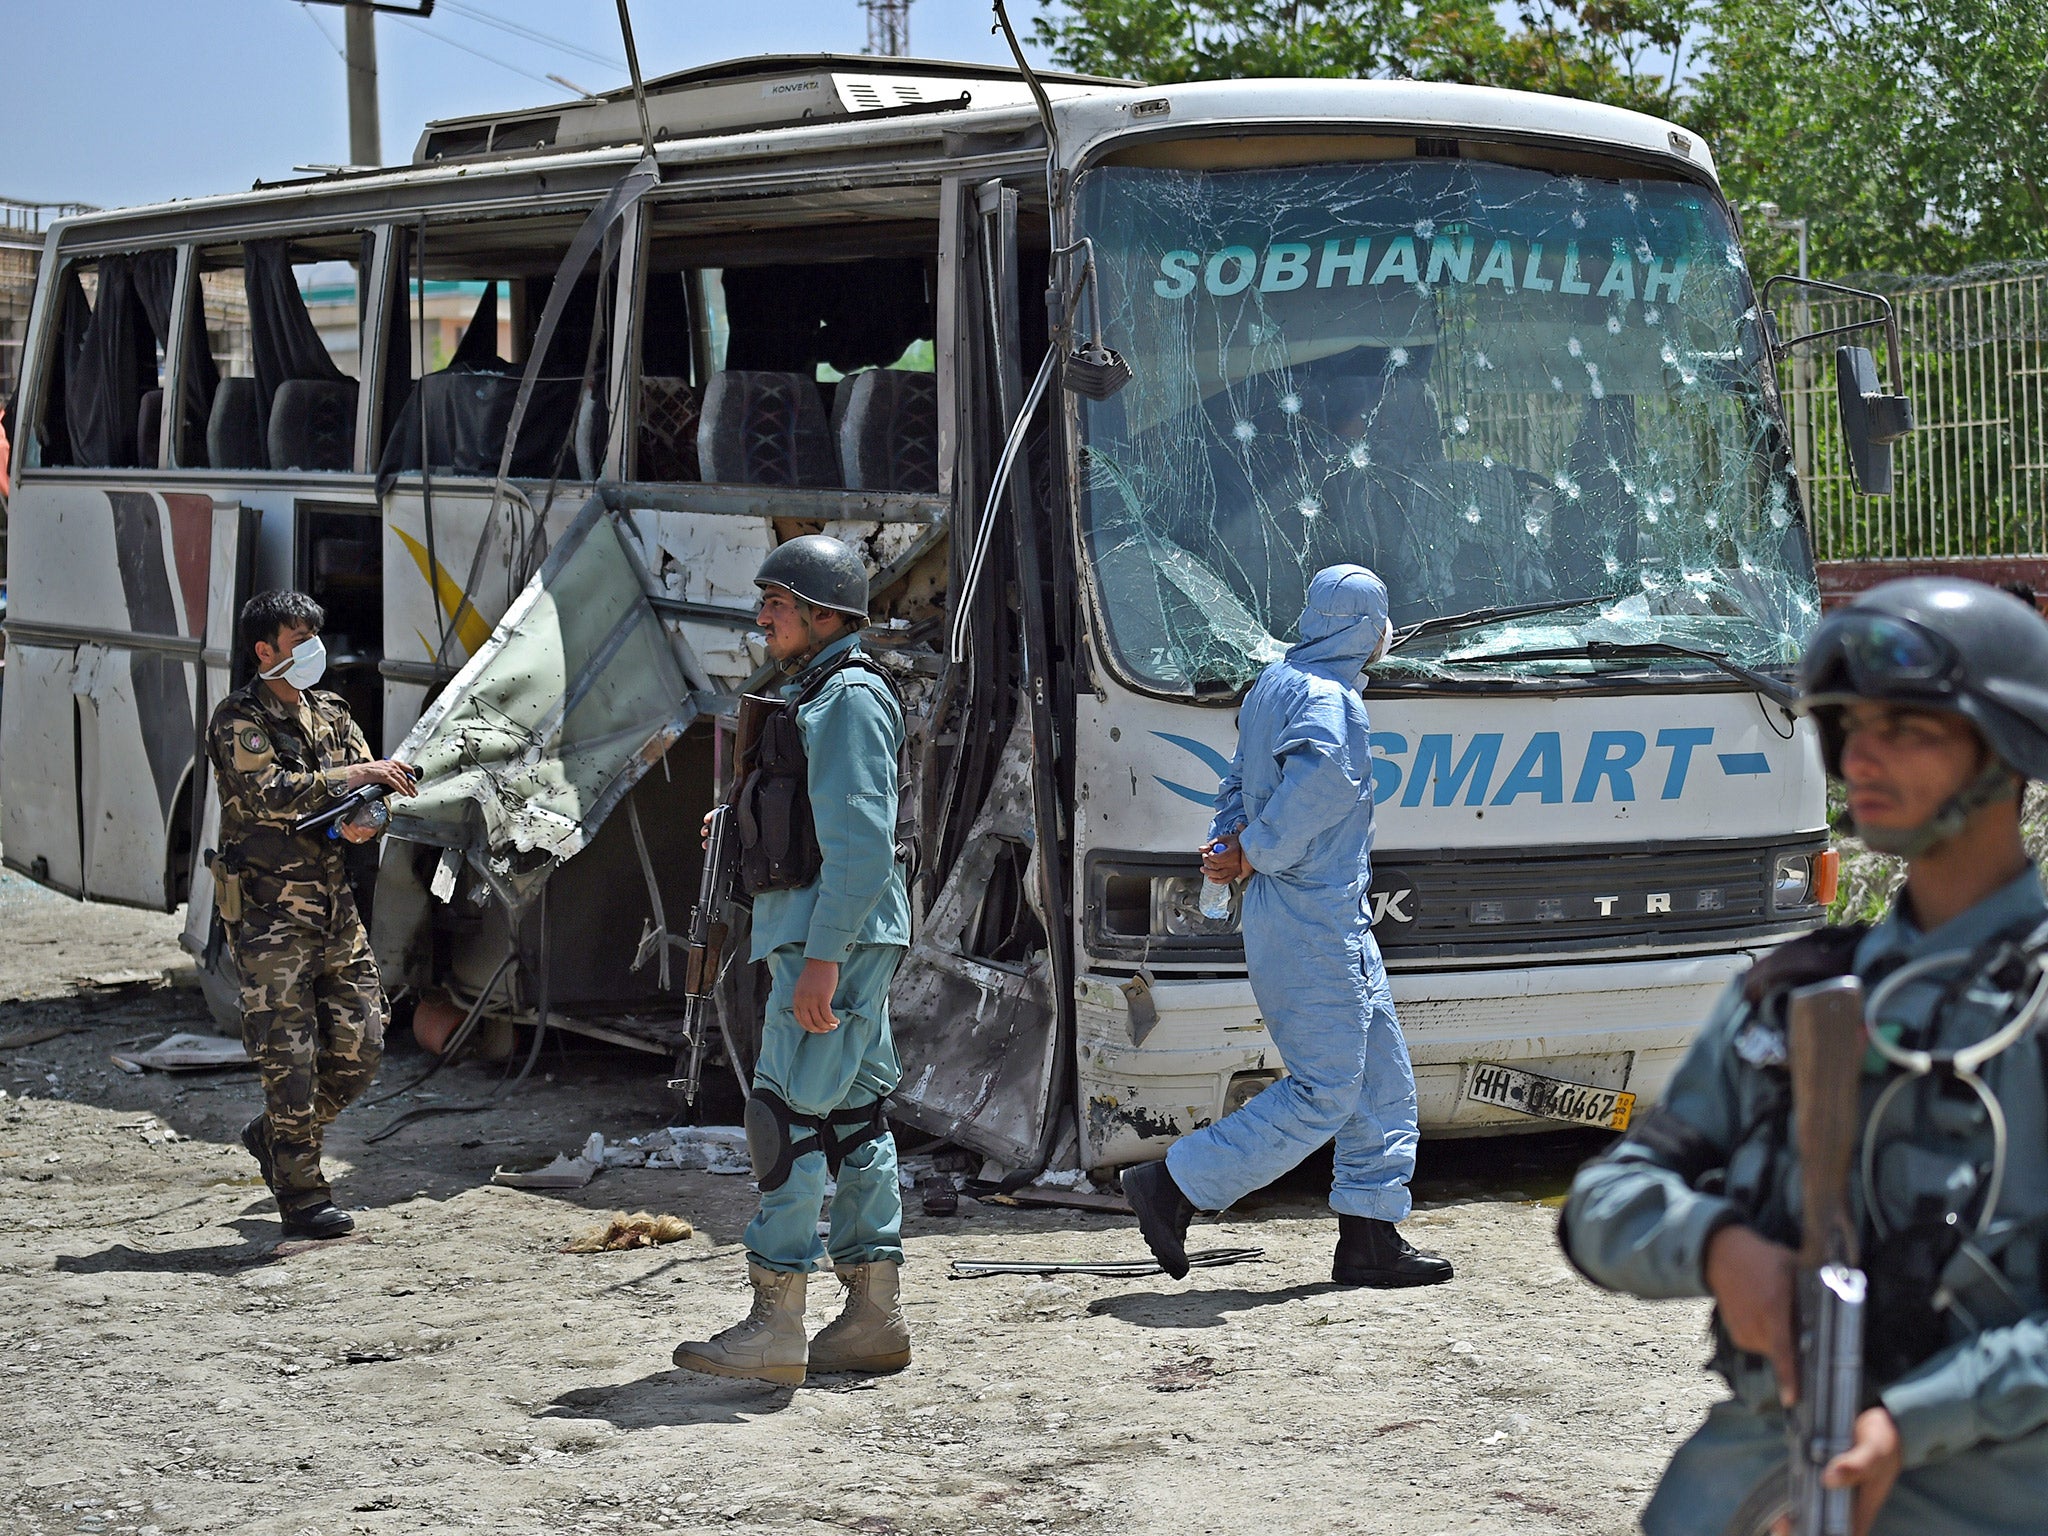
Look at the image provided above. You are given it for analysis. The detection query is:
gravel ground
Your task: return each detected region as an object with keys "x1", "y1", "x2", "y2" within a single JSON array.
[{"x1": 0, "y1": 865, "x2": 1719, "y2": 1536}]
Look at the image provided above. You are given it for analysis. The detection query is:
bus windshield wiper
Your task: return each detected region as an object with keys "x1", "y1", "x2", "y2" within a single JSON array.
[
  {"x1": 1444, "y1": 639, "x2": 1801, "y2": 710},
  {"x1": 1387, "y1": 593, "x2": 1627, "y2": 653}
]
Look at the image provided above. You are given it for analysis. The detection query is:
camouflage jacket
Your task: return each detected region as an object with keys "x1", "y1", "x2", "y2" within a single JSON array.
[{"x1": 206, "y1": 678, "x2": 370, "y2": 923}]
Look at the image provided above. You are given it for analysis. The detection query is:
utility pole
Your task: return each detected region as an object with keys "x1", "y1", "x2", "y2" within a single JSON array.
[
  {"x1": 344, "y1": 1, "x2": 382, "y2": 167},
  {"x1": 862, "y1": 0, "x2": 913, "y2": 57}
]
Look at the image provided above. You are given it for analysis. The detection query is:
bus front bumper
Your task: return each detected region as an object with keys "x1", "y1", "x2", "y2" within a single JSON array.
[{"x1": 1075, "y1": 949, "x2": 1759, "y2": 1174}]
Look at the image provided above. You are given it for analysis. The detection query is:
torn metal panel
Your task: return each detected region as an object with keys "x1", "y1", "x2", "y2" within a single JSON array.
[
  {"x1": 388, "y1": 492, "x2": 704, "y2": 910},
  {"x1": 888, "y1": 717, "x2": 1060, "y2": 1168}
]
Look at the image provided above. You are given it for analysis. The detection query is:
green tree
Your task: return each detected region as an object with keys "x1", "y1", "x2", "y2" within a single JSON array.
[
  {"x1": 1034, "y1": 0, "x2": 1703, "y2": 115},
  {"x1": 1691, "y1": 0, "x2": 2048, "y2": 276}
]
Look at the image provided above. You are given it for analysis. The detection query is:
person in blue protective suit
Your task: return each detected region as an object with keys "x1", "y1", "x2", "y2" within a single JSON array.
[
  {"x1": 1561, "y1": 576, "x2": 2048, "y2": 1536},
  {"x1": 1123, "y1": 564, "x2": 1453, "y2": 1288},
  {"x1": 672, "y1": 535, "x2": 914, "y2": 1387}
]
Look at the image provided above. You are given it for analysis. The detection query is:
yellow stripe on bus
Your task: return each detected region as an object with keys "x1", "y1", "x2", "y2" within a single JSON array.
[{"x1": 392, "y1": 527, "x2": 492, "y2": 659}]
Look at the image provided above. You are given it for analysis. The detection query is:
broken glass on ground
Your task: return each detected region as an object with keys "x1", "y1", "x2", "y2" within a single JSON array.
[{"x1": 1073, "y1": 154, "x2": 1820, "y2": 695}]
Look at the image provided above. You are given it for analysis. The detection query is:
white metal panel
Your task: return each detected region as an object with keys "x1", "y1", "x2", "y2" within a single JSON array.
[
  {"x1": 1073, "y1": 674, "x2": 1826, "y2": 860},
  {"x1": 0, "y1": 645, "x2": 83, "y2": 894}
]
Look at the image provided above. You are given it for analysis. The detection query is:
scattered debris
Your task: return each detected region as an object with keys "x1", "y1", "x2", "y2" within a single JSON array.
[
  {"x1": 116, "y1": 1116, "x2": 187, "y2": 1145},
  {"x1": 106, "y1": 1034, "x2": 251, "y2": 1074},
  {"x1": 974, "y1": 1185, "x2": 1132, "y2": 1216},
  {"x1": 0, "y1": 1026, "x2": 76, "y2": 1052},
  {"x1": 564, "y1": 1211, "x2": 694, "y2": 1252},
  {"x1": 598, "y1": 1126, "x2": 750, "y2": 1174},
  {"x1": 161, "y1": 962, "x2": 202, "y2": 990},
  {"x1": 948, "y1": 1246, "x2": 1266, "y2": 1279},
  {"x1": 1144, "y1": 1355, "x2": 1220, "y2": 1392},
  {"x1": 919, "y1": 1175, "x2": 960, "y2": 1216},
  {"x1": 493, "y1": 1133, "x2": 605, "y2": 1190},
  {"x1": 79, "y1": 968, "x2": 165, "y2": 991}
]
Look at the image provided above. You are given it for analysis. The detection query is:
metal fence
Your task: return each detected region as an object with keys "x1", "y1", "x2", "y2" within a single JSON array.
[{"x1": 1781, "y1": 265, "x2": 2048, "y2": 561}]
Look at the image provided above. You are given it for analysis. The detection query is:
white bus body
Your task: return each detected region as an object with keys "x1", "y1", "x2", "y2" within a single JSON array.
[{"x1": 0, "y1": 57, "x2": 1827, "y2": 1176}]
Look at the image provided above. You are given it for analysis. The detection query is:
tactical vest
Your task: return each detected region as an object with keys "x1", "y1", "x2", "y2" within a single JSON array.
[
  {"x1": 735, "y1": 650, "x2": 917, "y2": 898},
  {"x1": 1695, "y1": 918, "x2": 2048, "y2": 1391}
]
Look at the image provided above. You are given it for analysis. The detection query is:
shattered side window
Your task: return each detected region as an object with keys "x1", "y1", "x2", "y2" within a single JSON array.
[{"x1": 1075, "y1": 156, "x2": 1818, "y2": 695}]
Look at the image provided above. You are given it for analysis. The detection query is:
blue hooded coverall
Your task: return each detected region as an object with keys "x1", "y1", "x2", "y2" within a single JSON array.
[
  {"x1": 1563, "y1": 867, "x2": 2048, "y2": 1536},
  {"x1": 741, "y1": 632, "x2": 913, "y2": 1274},
  {"x1": 1165, "y1": 565, "x2": 1422, "y2": 1221}
]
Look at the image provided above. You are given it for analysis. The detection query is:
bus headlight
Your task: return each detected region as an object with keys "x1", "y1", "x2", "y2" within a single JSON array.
[
  {"x1": 1097, "y1": 866, "x2": 1241, "y2": 941},
  {"x1": 1152, "y1": 875, "x2": 1240, "y2": 937},
  {"x1": 1772, "y1": 849, "x2": 1839, "y2": 910}
]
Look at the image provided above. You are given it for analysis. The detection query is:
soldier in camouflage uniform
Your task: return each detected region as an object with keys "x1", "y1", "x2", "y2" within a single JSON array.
[{"x1": 208, "y1": 591, "x2": 416, "y2": 1239}]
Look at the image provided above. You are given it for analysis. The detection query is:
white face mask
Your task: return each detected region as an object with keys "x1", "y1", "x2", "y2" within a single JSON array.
[
  {"x1": 260, "y1": 634, "x2": 327, "y2": 691},
  {"x1": 1366, "y1": 617, "x2": 1395, "y2": 666}
]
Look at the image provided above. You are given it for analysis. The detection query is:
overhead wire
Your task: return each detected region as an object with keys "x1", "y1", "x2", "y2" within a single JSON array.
[
  {"x1": 295, "y1": 2, "x2": 349, "y2": 62},
  {"x1": 435, "y1": 0, "x2": 625, "y2": 73},
  {"x1": 390, "y1": 13, "x2": 566, "y2": 92}
]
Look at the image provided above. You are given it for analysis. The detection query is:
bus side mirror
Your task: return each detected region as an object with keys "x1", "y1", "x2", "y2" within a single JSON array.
[{"x1": 1837, "y1": 344, "x2": 1914, "y2": 497}]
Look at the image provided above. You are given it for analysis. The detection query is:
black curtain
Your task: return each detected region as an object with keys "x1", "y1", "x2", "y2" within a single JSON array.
[
  {"x1": 369, "y1": 232, "x2": 414, "y2": 450},
  {"x1": 450, "y1": 280, "x2": 504, "y2": 369},
  {"x1": 722, "y1": 258, "x2": 931, "y2": 374},
  {"x1": 63, "y1": 254, "x2": 158, "y2": 468},
  {"x1": 36, "y1": 267, "x2": 91, "y2": 466},
  {"x1": 133, "y1": 248, "x2": 219, "y2": 466},
  {"x1": 243, "y1": 240, "x2": 345, "y2": 451},
  {"x1": 641, "y1": 271, "x2": 694, "y2": 378}
]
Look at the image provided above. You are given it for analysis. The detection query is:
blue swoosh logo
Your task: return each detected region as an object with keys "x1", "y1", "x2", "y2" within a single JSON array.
[{"x1": 1152, "y1": 731, "x2": 1230, "y2": 807}]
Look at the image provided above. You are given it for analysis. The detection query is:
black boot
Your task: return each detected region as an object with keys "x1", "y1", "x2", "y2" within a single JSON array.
[
  {"x1": 1123, "y1": 1160, "x2": 1196, "y2": 1279},
  {"x1": 239, "y1": 1114, "x2": 275, "y2": 1190},
  {"x1": 279, "y1": 1202, "x2": 355, "y2": 1240},
  {"x1": 1332, "y1": 1215, "x2": 1452, "y2": 1288}
]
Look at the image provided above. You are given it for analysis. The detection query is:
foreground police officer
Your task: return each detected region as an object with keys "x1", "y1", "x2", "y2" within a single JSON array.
[
  {"x1": 1563, "y1": 577, "x2": 2048, "y2": 1535},
  {"x1": 673, "y1": 536, "x2": 912, "y2": 1385},
  {"x1": 210, "y1": 591, "x2": 416, "y2": 1238}
]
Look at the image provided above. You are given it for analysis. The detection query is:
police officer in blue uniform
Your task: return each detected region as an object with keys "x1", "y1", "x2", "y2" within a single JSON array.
[
  {"x1": 673, "y1": 536, "x2": 913, "y2": 1387},
  {"x1": 1563, "y1": 577, "x2": 2048, "y2": 1535}
]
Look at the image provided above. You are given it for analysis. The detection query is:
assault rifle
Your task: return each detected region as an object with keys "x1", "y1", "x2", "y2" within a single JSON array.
[
  {"x1": 666, "y1": 693, "x2": 778, "y2": 1104},
  {"x1": 1784, "y1": 976, "x2": 1870, "y2": 1536}
]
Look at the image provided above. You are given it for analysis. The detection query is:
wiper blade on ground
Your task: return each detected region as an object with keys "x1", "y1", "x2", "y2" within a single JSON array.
[
  {"x1": 1443, "y1": 639, "x2": 1800, "y2": 710},
  {"x1": 1388, "y1": 592, "x2": 1628, "y2": 652}
]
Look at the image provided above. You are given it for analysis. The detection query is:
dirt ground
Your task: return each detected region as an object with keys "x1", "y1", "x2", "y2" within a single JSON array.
[{"x1": 0, "y1": 864, "x2": 1722, "y2": 1536}]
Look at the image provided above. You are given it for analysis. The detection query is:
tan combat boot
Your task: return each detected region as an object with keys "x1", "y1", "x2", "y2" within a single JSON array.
[
  {"x1": 807, "y1": 1261, "x2": 911, "y2": 1374},
  {"x1": 672, "y1": 1264, "x2": 808, "y2": 1385}
]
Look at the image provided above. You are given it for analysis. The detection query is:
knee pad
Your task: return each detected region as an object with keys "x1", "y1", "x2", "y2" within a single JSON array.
[
  {"x1": 744, "y1": 1089, "x2": 821, "y2": 1193},
  {"x1": 820, "y1": 1096, "x2": 889, "y2": 1177}
]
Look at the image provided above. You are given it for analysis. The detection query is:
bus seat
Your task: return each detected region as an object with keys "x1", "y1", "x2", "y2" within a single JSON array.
[
  {"x1": 697, "y1": 370, "x2": 835, "y2": 488},
  {"x1": 637, "y1": 376, "x2": 701, "y2": 483},
  {"x1": 268, "y1": 378, "x2": 359, "y2": 472},
  {"x1": 207, "y1": 377, "x2": 266, "y2": 470},
  {"x1": 137, "y1": 390, "x2": 163, "y2": 469},
  {"x1": 832, "y1": 368, "x2": 937, "y2": 493}
]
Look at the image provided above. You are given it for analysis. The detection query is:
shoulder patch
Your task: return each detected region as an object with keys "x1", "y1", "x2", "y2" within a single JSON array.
[{"x1": 231, "y1": 724, "x2": 274, "y2": 773}]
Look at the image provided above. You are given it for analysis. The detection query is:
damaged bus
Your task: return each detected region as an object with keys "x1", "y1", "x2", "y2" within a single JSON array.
[{"x1": 1, "y1": 52, "x2": 1891, "y2": 1177}]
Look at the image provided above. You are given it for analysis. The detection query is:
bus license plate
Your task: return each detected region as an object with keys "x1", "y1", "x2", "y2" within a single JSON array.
[{"x1": 1463, "y1": 1062, "x2": 1635, "y2": 1131}]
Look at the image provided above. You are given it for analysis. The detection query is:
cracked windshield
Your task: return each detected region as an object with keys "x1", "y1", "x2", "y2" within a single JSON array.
[{"x1": 1075, "y1": 154, "x2": 1819, "y2": 695}]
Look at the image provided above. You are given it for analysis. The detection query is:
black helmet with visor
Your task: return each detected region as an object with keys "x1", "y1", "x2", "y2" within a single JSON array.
[
  {"x1": 1798, "y1": 578, "x2": 2048, "y2": 779},
  {"x1": 1798, "y1": 577, "x2": 2048, "y2": 854}
]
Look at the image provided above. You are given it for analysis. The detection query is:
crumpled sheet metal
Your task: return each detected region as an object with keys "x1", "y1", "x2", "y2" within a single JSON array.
[
  {"x1": 888, "y1": 717, "x2": 1061, "y2": 1168},
  {"x1": 389, "y1": 494, "x2": 700, "y2": 909}
]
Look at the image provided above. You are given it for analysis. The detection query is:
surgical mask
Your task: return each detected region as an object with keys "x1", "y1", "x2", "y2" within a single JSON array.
[
  {"x1": 260, "y1": 634, "x2": 327, "y2": 691},
  {"x1": 1366, "y1": 617, "x2": 1395, "y2": 666}
]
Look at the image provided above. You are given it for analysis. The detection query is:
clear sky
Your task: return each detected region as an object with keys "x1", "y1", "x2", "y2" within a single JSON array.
[{"x1": 3, "y1": 1, "x2": 1058, "y2": 211}]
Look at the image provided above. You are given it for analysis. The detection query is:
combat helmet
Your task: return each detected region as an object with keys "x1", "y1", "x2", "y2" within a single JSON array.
[
  {"x1": 1798, "y1": 576, "x2": 2048, "y2": 853},
  {"x1": 754, "y1": 535, "x2": 870, "y2": 622}
]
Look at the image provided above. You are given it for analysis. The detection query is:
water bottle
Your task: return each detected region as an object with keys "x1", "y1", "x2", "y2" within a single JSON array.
[{"x1": 1198, "y1": 840, "x2": 1233, "y2": 921}]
